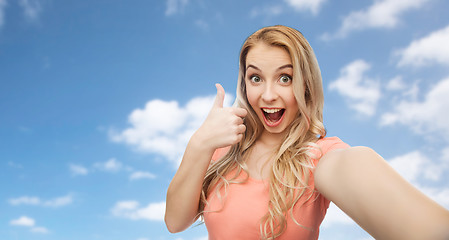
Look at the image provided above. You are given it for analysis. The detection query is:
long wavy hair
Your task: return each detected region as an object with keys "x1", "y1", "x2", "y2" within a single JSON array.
[{"x1": 199, "y1": 25, "x2": 326, "y2": 239}]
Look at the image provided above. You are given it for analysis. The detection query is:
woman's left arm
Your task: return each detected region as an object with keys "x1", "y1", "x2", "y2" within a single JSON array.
[{"x1": 315, "y1": 146, "x2": 449, "y2": 240}]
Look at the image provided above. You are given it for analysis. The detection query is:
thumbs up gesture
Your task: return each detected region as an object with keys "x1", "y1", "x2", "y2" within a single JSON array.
[{"x1": 194, "y1": 83, "x2": 248, "y2": 150}]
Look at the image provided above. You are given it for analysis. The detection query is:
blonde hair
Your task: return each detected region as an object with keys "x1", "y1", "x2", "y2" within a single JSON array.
[{"x1": 199, "y1": 25, "x2": 326, "y2": 239}]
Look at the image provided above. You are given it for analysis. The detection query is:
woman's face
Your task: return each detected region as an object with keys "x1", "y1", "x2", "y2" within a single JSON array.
[{"x1": 245, "y1": 43, "x2": 299, "y2": 135}]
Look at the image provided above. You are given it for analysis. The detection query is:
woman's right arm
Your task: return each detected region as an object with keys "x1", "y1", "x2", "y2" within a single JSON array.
[
  {"x1": 164, "y1": 132, "x2": 216, "y2": 233},
  {"x1": 164, "y1": 84, "x2": 247, "y2": 233}
]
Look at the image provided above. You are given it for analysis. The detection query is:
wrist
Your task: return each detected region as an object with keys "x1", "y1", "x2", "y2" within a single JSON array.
[{"x1": 189, "y1": 131, "x2": 216, "y2": 156}]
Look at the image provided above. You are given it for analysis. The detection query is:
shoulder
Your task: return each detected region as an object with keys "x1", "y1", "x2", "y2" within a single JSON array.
[
  {"x1": 311, "y1": 136, "x2": 350, "y2": 163},
  {"x1": 317, "y1": 136, "x2": 350, "y2": 151},
  {"x1": 314, "y1": 146, "x2": 378, "y2": 192}
]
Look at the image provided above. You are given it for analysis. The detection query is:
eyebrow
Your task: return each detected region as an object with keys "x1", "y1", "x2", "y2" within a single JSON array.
[{"x1": 246, "y1": 64, "x2": 293, "y2": 71}]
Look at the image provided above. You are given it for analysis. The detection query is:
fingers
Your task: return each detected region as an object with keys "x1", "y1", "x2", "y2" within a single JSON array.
[
  {"x1": 208, "y1": 83, "x2": 247, "y2": 147},
  {"x1": 212, "y1": 84, "x2": 247, "y2": 119},
  {"x1": 234, "y1": 116, "x2": 244, "y2": 125},
  {"x1": 232, "y1": 121, "x2": 246, "y2": 137},
  {"x1": 223, "y1": 108, "x2": 247, "y2": 126},
  {"x1": 213, "y1": 83, "x2": 225, "y2": 109},
  {"x1": 233, "y1": 107, "x2": 247, "y2": 118},
  {"x1": 237, "y1": 124, "x2": 246, "y2": 134},
  {"x1": 234, "y1": 125, "x2": 246, "y2": 143},
  {"x1": 235, "y1": 133, "x2": 244, "y2": 144}
]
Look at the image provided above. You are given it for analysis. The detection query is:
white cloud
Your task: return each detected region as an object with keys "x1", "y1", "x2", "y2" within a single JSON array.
[
  {"x1": 443, "y1": 147, "x2": 449, "y2": 161},
  {"x1": 421, "y1": 187, "x2": 449, "y2": 209},
  {"x1": 10, "y1": 216, "x2": 35, "y2": 226},
  {"x1": 387, "y1": 151, "x2": 443, "y2": 183},
  {"x1": 8, "y1": 161, "x2": 23, "y2": 169},
  {"x1": 18, "y1": 126, "x2": 32, "y2": 133},
  {"x1": 380, "y1": 77, "x2": 449, "y2": 139},
  {"x1": 328, "y1": 60, "x2": 381, "y2": 116},
  {"x1": 94, "y1": 158, "x2": 123, "y2": 172},
  {"x1": 10, "y1": 216, "x2": 49, "y2": 234},
  {"x1": 69, "y1": 164, "x2": 88, "y2": 176},
  {"x1": 322, "y1": 0, "x2": 431, "y2": 40},
  {"x1": 43, "y1": 194, "x2": 73, "y2": 207},
  {"x1": 112, "y1": 200, "x2": 139, "y2": 211},
  {"x1": 111, "y1": 201, "x2": 166, "y2": 221},
  {"x1": 396, "y1": 24, "x2": 449, "y2": 67},
  {"x1": 110, "y1": 93, "x2": 233, "y2": 166},
  {"x1": 387, "y1": 150, "x2": 449, "y2": 209},
  {"x1": 18, "y1": 0, "x2": 42, "y2": 22},
  {"x1": 194, "y1": 236, "x2": 208, "y2": 240},
  {"x1": 386, "y1": 76, "x2": 406, "y2": 91},
  {"x1": 9, "y1": 194, "x2": 73, "y2": 208},
  {"x1": 250, "y1": 5, "x2": 283, "y2": 18},
  {"x1": 359, "y1": 237, "x2": 375, "y2": 240},
  {"x1": 320, "y1": 202, "x2": 354, "y2": 228},
  {"x1": 165, "y1": 0, "x2": 188, "y2": 16},
  {"x1": 31, "y1": 226, "x2": 49, "y2": 234},
  {"x1": 250, "y1": 0, "x2": 325, "y2": 19},
  {"x1": 0, "y1": 0, "x2": 7, "y2": 28},
  {"x1": 129, "y1": 171, "x2": 156, "y2": 181},
  {"x1": 284, "y1": 0, "x2": 326, "y2": 15},
  {"x1": 194, "y1": 19, "x2": 209, "y2": 31},
  {"x1": 402, "y1": 82, "x2": 419, "y2": 100},
  {"x1": 73, "y1": 158, "x2": 133, "y2": 175},
  {"x1": 9, "y1": 196, "x2": 40, "y2": 206}
]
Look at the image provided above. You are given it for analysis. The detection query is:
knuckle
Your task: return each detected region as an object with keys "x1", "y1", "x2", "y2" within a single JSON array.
[{"x1": 232, "y1": 116, "x2": 241, "y2": 125}]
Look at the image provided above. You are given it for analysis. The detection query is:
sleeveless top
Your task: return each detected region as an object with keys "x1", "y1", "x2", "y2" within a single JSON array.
[{"x1": 204, "y1": 137, "x2": 349, "y2": 239}]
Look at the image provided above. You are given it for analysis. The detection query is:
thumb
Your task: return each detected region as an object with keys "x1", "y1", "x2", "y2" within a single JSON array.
[{"x1": 213, "y1": 83, "x2": 225, "y2": 108}]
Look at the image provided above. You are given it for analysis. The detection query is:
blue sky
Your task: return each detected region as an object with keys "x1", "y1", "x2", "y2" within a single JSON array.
[{"x1": 1, "y1": 0, "x2": 449, "y2": 239}]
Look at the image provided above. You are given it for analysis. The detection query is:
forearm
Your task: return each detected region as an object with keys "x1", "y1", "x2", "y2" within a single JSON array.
[
  {"x1": 165, "y1": 83, "x2": 247, "y2": 233},
  {"x1": 165, "y1": 133, "x2": 215, "y2": 233}
]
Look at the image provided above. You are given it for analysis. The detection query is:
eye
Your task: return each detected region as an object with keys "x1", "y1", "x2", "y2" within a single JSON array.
[
  {"x1": 250, "y1": 75, "x2": 261, "y2": 83},
  {"x1": 279, "y1": 75, "x2": 292, "y2": 84}
]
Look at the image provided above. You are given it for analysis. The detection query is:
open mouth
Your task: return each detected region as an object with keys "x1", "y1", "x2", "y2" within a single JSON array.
[{"x1": 262, "y1": 108, "x2": 285, "y2": 127}]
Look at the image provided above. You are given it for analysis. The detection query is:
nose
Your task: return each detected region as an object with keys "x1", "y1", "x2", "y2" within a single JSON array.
[{"x1": 261, "y1": 82, "x2": 278, "y2": 103}]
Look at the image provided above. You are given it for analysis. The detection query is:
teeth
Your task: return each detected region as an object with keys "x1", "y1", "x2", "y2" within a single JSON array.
[{"x1": 262, "y1": 108, "x2": 282, "y2": 113}]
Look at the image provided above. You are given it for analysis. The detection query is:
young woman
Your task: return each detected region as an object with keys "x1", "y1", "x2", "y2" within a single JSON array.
[{"x1": 165, "y1": 25, "x2": 449, "y2": 239}]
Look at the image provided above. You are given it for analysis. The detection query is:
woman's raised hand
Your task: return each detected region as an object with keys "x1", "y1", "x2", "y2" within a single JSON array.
[
  {"x1": 165, "y1": 83, "x2": 246, "y2": 233},
  {"x1": 195, "y1": 83, "x2": 247, "y2": 150}
]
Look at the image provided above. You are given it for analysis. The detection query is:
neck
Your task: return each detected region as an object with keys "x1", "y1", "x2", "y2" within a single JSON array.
[{"x1": 257, "y1": 129, "x2": 288, "y2": 149}]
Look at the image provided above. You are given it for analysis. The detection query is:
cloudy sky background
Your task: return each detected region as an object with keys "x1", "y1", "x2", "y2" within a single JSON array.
[{"x1": 1, "y1": 0, "x2": 449, "y2": 239}]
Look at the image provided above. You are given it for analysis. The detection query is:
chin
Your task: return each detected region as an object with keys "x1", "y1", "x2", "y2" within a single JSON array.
[{"x1": 261, "y1": 123, "x2": 289, "y2": 135}]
